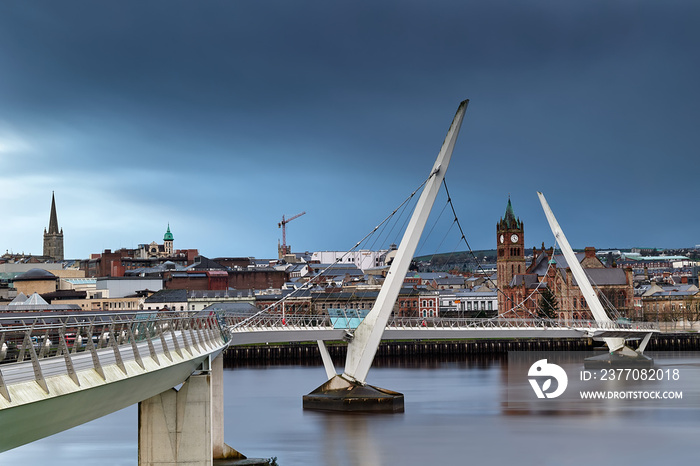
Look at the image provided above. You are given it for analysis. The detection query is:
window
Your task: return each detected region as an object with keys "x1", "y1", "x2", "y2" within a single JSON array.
[{"x1": 488, "y1": 301, "x2": 493, "y2": 311}]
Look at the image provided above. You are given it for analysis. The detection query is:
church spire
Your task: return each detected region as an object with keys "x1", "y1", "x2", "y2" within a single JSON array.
[
  {"x1": 48, "y1": 191, "x2": 60, "y2": 234},
  {"x1": 43, "y1": 191, "x2": 64, "y2": 260},
  {"x1": 499, "y1": 196, "x2": 521, "y2": 230}
]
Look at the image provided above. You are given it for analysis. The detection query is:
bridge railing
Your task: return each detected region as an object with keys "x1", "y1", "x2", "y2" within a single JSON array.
[
  {"x1": 225, "y1": 313, "x2": 659, "y2": 332},
  {"x1": 0, "y1": 310, "x2": 228, "y2": 367},
  {"x1": 0, "y1": 310, "x2": 230, "y2": 402}
]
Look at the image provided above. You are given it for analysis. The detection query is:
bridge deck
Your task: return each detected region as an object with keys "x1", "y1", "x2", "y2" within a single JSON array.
[
  {"x1": 2, "y1": 330, "x2": 200, "y2": 387},
  {"x1": 0, "y1": 313, "x2": 228, "y2": 453},
  {"x1": 226, "y1": 315, "x2": 659, "y2": 345}
]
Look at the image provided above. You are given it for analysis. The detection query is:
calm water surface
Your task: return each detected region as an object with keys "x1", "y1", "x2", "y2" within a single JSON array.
[{"x1": 4, "y1": 352, "x2": 700, "y2": 465}]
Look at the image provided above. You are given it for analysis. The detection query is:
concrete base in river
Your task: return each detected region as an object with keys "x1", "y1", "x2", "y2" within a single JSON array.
[{"x1": 302, "y1": 375, "x2": 404, "y2": 413}]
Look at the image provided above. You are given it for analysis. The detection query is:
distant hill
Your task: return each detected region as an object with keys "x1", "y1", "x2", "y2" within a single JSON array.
[{"x1": 414, "y1": 246, "x2": 700, "y2": 272}]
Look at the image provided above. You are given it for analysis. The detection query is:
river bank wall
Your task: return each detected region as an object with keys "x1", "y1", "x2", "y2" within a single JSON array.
[{"x1": 223, "y1": 333, "x2": 700, "y2": 366}]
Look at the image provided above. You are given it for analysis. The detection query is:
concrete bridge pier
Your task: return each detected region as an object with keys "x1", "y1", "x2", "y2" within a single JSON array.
[{"x1": 138, "y1": 354, "x2": 243, "y2": 466}]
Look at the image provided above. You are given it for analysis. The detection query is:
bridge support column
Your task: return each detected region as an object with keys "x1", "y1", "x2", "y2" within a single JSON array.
[
  {"x1": 138, "y1": 354, "x2": 243, "y2": 466},
  {"x1": 212, "y1": 354, "x2": 242, "y2": 460}
]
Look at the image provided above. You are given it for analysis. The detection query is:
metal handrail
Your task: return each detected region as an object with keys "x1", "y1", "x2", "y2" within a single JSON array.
[
  {"x1": 0, "y1": 310, "x2": 231, "y2": 402},
  {"x1": 0, "y1": 311, "x2": 228, "y2": 367},
  {"x1": 224, "y1": 313, "x2": 659, "y2": 332}
]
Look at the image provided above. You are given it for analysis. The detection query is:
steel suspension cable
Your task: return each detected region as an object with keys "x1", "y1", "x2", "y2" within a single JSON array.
[
  {"x1": 441, "y1": 179, "x2": 554, "y2": 321},
  {"x1": 231, "y1": 175, "x2": 434, "y2": 329}
]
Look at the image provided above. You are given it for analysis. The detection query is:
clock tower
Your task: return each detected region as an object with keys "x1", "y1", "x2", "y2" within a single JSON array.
[{"x1": 497, "y1": 197, "x2": 525, "y2": 314}]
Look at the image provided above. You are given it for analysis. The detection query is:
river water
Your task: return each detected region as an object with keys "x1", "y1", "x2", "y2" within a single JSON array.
[{"x1": 4, "y1": 352, "x2": 700, "y2": 466}]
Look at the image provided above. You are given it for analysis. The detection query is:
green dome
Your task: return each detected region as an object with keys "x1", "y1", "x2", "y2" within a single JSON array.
[{"x1": 164, "y1": 224, "x2": 174, "y2": 241}]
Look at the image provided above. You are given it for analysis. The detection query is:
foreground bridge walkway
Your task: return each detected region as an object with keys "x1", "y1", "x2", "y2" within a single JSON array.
[{"x1": 0, "y1": 311, "x2": 229, "y2": 457}]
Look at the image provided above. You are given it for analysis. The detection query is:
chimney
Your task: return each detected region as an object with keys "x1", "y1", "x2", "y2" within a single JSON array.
[{"x1": 584, "y1": 247, "x2": 596, "y2": 259}]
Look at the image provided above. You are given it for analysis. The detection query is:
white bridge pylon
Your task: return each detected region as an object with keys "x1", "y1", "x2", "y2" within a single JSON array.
[
  {"x1": 537, "y1": 191, "x2": 654, "y2": 355},
  {"x1": 341, "y1": 99, "x2": 469, "y2": 385}
]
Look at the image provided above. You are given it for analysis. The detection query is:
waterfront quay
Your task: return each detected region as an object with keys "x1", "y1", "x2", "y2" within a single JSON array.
[{"x1": 223, "y1": 333, "x2": 700, "y2": 365}]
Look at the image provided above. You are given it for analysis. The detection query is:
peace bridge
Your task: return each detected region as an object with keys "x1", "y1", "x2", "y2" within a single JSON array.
[{"x1": 0, "y1": 309, "x2": 656, "y2": 464}]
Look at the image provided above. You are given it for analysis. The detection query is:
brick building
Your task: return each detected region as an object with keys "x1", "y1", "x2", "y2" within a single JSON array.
[
  {"x1": 228, "y1": 269, "x2": 288, "y2": 290},
  {"x1": 82, "y1": 226, "x2": 198, "y2": 278},
  {"x1": 163, "y1": 270, "x2": 229, "y2": 291},
  {"x1": 496, "y1": 198, "x2": 526, "y2": 315},
  {"x1": 83, "y1": 248, "x2": 197, "y2": 278},
  {"x1": 497, "y1": 198, "x2": 634, "y2": 320}
]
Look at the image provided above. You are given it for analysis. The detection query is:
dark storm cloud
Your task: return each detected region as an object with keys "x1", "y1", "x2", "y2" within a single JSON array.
[
  {"x1": 0, "y1": 2, "x2": 666, "y2": 127},
  {"x1": 1, "y1": 1, "x2": 699, "y2": 256}
]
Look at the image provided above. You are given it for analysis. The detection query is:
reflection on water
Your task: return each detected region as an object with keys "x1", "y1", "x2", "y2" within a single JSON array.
[
  {"x1": 315, "y1": 414, "x2": 382, "y2": 466},
  {"x1": 4, "y1": 352, "x2": 700, "y2": 465}
]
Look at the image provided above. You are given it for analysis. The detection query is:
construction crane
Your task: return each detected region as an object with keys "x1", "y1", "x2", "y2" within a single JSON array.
[{"x1": 278, "y1": 211, "x2": 306, "y2": 258}]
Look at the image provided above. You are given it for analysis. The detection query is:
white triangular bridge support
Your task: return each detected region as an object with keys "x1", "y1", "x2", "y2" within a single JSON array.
[
  {"x1": 303, "y1": 100, "x2": 469, "y2": 412},
  {"x1": 537, "y1": 192, "x2": 657, "y2": 361},
  {"x1": 338, "y1": 99, "x2": 470, "y2": 385}
]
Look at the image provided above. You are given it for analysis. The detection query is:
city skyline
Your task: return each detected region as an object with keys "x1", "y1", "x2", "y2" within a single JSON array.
[{"x1": 1, "y1": 1, "x2": 699, "y2": 259}]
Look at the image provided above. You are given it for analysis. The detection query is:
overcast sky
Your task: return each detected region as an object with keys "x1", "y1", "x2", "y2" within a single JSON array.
[{"x1": 1, "y1": 1, "x2": 698, "y2": 260}]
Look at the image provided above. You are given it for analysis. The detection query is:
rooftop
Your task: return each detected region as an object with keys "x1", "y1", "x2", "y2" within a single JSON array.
[
  {"x1": 144, "y1": 289, "x2": 188, "y2": 303},
  {"x1": 13, "y1": 268, "x2": 57, "y2": 281}
]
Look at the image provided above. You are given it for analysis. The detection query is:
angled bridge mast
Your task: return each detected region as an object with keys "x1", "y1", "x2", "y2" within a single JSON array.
[{"x1": 343, "y1": 99, "x2": 469, "y2": 384}]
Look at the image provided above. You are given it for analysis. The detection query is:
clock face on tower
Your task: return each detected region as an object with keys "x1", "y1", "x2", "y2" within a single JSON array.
[
  {"x1": 499, "y1": 234, "x2": 504, "y2": 244},
  {"x1": 510, "y1": 234, "x2": 519, "y2": 243}
]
